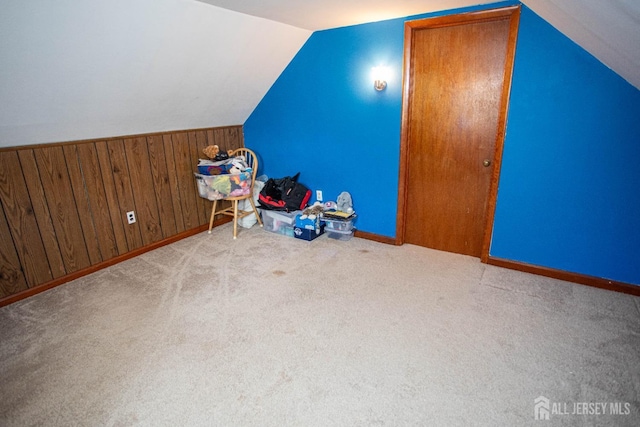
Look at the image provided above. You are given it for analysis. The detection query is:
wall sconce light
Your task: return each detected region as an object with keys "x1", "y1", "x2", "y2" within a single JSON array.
[{"x1": 371, "y1": 66, "x2": 389, "y2": 91}]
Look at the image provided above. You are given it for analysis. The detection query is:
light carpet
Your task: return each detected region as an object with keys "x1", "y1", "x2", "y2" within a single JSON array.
[{"x1": 1, "y1": 224, "x2": 639, "y2": 426}]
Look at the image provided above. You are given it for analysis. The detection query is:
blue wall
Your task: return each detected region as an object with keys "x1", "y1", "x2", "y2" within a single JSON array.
[
  {"x1": 243, "y1": 16, "x2": 408, "y2": 238},
  {"x1": 244, "y1": 3, "x2": 640, "y2": 286},
  {"x1": 491, "y1": 7, "x2": 640, "y2": 284}
]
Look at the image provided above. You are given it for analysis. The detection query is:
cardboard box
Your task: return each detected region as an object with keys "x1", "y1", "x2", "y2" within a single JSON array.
[{"x1": 295, "y1": 214, "x2": 320, "y2": 230}]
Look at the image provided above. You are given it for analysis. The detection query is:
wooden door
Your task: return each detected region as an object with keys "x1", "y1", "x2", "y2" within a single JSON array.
[{"x1": 399, "y1": 7, "x2": 520, "y2": 257}]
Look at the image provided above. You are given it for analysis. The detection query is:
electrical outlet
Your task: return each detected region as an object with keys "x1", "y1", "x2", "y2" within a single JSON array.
[
  {"x1": 316, "y1": 190, "x2": 323, "y2": 202},
  {"x1": 126, "y1": 211, "x2": 136, "y2": 224}
]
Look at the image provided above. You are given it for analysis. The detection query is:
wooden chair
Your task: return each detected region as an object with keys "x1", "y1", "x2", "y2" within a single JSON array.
[{"x1": 208, "y1": 148, "x2": 263, "y2": 239}]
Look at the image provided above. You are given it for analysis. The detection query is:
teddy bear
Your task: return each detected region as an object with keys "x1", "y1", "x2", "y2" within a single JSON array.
[
  {"x1": 202, "y1": 145, "x2": 234, "y2": 161},
  {"x1": 202, "y1": 145, "x2": 219, "y2": 159}
]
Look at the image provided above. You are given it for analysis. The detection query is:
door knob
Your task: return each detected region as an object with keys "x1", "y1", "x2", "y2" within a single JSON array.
[{"x1": 483, "y1": 159, "x2": 491, "y2": 167}]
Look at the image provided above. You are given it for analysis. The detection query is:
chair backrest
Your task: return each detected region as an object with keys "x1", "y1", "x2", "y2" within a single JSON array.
[{"x1": 231, "y1": 148, "x2": 258, "y2": 188}]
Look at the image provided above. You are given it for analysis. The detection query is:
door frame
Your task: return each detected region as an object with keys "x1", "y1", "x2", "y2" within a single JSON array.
[{"x1": 395, "y1": 6, "x2": 521, "y2": 262}]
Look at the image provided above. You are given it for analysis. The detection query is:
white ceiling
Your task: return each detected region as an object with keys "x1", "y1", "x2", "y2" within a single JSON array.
[
  {"x1": 196, "y1": 0, "x2": 487, "y2": 30},
  {"x1": 0, "y1": 0, "x2": 311, "y2": 147},
  {"x1": 198, "y1": 0, "x2": 640, "y2": 89},
  {"x1": 2, "y1": 0, "x2": 637, "y2": 148}
]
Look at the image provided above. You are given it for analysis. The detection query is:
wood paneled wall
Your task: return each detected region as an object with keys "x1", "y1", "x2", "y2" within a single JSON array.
[{"x1": 0, "y1": 126, "x2": 243, "y2": 303}]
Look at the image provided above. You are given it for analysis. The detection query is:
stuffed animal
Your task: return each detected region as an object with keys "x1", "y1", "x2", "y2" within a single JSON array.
[
  {"x1": 337, "y1": 191, "x2": 353, "y2": 213},
  {"x1": 203, "y1": 145, "x2": 234, "y2": 161},
  {"x1": 202, "y1": 145, "x2": 219, "y2": 159},
  {"x1": 303, "y1": 202, "x2": 324, "y2": 217},
  {"x1": 324, "y1": 201, "x2": 337, "y2": 211}
]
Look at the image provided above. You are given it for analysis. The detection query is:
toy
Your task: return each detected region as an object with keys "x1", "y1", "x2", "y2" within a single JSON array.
[
  {"x1": 324, "y1": 201, "x2": 337, "y2": 211},
  {"x1": 303, "y1": 202, "x2": 324, "y2": 217},
  {"x1": 298, "y1": 203, "x2": 324, "y2": 230},
  {"x1": 202, "y1": 145, "x2": 219, "y2": 159},
  {"x1": 202, "y1": 145, "x2": 234, "y2": 161},
  {"x1": 297, "y1": 202, "x2": 325, "y2": 235},
  {"x1": 337, "y1": 192, "x2": 353, "y2": 213}
]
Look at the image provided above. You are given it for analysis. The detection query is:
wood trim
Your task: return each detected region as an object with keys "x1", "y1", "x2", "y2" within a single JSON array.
[
  {"x1": 0, "y1": 125, "x2": 243, "y2": 153},
  {"x1": 0, "y1": 217, "x2": 232, "y2": 308},
  {"x1": 480, "y1": 6, "x2": 521, "y2": 263},
  {"x1": 395, "y1": 14, "x2": 415, "y2": 246},
  {"x1": 396, "y1": 5, "x2": 521, "y2": 256},
  {"x1": 405, "y1": 5, "x2": 520, "y2": 29},
  {"x1": 487, "y1": 256, "x2": 640, "y2": 297},
  {"x1": 354, "y1": 230, "x2": 399, "y2": 246}
]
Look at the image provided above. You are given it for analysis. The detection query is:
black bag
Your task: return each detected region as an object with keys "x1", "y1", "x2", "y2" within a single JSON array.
[
  {"x1": 259, "y1": 173, "x2": 311, "y2": 212},
  {"x1": 213, "y1": 152, "x2": 229, "y2": 161}
]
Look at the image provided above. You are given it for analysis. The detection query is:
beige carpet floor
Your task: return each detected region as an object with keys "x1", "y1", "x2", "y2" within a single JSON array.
[{"x1": 1, "y1": 224, "x2": 639, "y2": 426}]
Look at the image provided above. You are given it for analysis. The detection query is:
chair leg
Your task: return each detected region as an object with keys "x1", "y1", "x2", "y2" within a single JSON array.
[
  {"x1": 208, "y1": 200, "x2": 218, "y2": 234},
  {"x1": 233, "y1": 200, "x2": 239, "y2": 239},
  {"x1": 249, "y1": 197, "x2": 263, "y2": 227}
]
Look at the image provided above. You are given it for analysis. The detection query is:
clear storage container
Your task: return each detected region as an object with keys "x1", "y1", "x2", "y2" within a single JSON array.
[
  {"x1": 323, "y1": 217, "x2": 355, "y2": 232},
  {"x1": 262, "y1": 210, "x2": 301, "y2": 237},
  {"x1": 326, "y1": 228, "x2": 355, "y2": 241},
  {"x1": 194, "y1": 172, "x2": 251, "y2": 201}
]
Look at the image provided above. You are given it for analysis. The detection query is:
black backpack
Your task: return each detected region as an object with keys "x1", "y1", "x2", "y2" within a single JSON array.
[{"x1": 259, "y1": 173, "x2": 311, "y2": 212}]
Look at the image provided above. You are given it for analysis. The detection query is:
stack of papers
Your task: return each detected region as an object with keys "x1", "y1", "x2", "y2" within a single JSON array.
[{"x1": 322, "y1": 210, "x2": 356, "y2": 220}]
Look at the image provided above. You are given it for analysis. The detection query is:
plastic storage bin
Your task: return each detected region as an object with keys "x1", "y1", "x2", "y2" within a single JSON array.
[
  {"x1": 262, "y1": 210, "x2": 301, "y2": 237},
  {"x1": 323, "y1": 216, "x2": 356, "y2": 232},
  {"x1": 194, "y1": 172, "x2": 252, "y2": 201},
  {"x1": 327, "y1": 228, "x2": 355, "y2": 241}
]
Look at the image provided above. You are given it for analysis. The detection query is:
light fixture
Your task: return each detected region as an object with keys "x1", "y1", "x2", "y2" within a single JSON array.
[{"x1": 371, "y1": 66, "x2": 389, "y2": 91}]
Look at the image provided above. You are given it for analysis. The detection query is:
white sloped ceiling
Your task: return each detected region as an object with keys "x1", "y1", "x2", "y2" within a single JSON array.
[
  {"x1": 524, "y1": 0, "x2": 640, "y2": 90},
  {"x1": 0, "y1": 0, "x2": 311, "y2": 147},
  {"x1": 199, "y1": 0, "x2": 640, "y2": 89},
  {"x1": 2, "y1": 0, "x2": 637, "y2": 148},
  {"x1": 196, "y1": 0, "x2": 489, "y2": 31}
]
